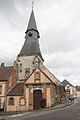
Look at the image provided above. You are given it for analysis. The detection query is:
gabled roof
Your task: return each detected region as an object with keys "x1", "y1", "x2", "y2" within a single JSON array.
[
  {"x1": 62, "y1": 80, "x2": 73, "y2": 86},
  {"x1": 25, "y1": 67, "x2": 56, "y2": 85},
  {"x1": 7, "y1": 82, "x2": 24, "y2": 96},
  {"x1": 0, "y1": 66, "x2": 13, "y2": 81},
  {"x1": 7, "y1": 66, "x2": 63, "y2": 96},
  {"x1": 25, "y1": 66, "x2": 63, "y2": 86},
  {"x1": 76, "y1": 86, "x2": 80, "y2": 91},
  {"x1": 40, "y1": 66, "x2": 63, "y2": 86}
]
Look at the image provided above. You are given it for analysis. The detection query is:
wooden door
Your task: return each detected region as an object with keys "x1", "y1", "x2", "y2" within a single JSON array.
[{"x1": 33, "y1": 90, "x2": 42, "y2": 110}]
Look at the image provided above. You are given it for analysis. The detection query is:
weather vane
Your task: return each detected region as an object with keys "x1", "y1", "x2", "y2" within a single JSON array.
[{"x1": 32, "y1": 1, "x2": 34, "y2": 9}]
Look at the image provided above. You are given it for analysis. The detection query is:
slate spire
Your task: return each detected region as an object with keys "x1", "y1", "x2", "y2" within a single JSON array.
[
  {"x1": 25, "y1": 8, "x2": 40, "y2": 38},
  {"x1": 18, "y1": 9, "x2": 44, "y2": 61},
  {"x1": 27, "y1": 9, "x2": 37, "y2": 31}
]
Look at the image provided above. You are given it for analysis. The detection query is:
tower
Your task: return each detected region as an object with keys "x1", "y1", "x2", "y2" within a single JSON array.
[{"x1": 17, "y1": 8, "x2": 44, "y2": 80}]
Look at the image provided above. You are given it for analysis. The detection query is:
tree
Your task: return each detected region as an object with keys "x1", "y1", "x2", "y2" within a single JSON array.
[{"x1": 0, "y1": 63, "x2": 5, "y2": 67}]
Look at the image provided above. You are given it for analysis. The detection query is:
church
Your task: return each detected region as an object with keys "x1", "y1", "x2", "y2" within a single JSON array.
[{"x1": 0, "y1": 8, "x2": 65, "y2": 112}]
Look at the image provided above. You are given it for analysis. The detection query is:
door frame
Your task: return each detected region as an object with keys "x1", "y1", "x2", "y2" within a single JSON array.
[{"x1": 33, "y1": 89, "x2": 42, "y2": 110}]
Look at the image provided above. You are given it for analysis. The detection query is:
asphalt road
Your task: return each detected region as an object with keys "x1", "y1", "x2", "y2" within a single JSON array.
[{"x1": 8, "y1": 99, "x2": 80, "y2": 120}]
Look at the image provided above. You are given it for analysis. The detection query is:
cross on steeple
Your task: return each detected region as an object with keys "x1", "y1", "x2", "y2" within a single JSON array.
[{"x1": 32, "y1": 1, "x2": 34, "y2": 9}]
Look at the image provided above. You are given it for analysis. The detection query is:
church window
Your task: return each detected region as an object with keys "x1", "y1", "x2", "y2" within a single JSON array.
[
  {"x1": 32, "y1": 61, "x2": 35, "y2": 64},
  {"x1": 0, "y1": 86, "x2": 2, "y2": 94},
  {"x1": 20, "y1": 98, "x2": 26, "y2": 106},
  {"x1": 28, "y1": 32, "x2": 32, "y2": 37},
  {"x1": 8, "y1": 98, "x2": 14, "y2": 105},
  {"x1": 25, "y1": 68, "x2": 30, "y2": 78},
  {"x1": 34, "y1": 72, "x2": 40, "y2": 80}
]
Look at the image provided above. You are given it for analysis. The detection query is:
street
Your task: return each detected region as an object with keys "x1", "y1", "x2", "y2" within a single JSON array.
[{"x1": 9, "y1": 99, "x2": 80, "y2": 120}]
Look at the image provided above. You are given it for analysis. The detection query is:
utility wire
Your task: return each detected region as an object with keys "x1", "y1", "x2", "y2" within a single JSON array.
[{"x1": 0, "y1": 49, "x2": 17, "y2": 58}]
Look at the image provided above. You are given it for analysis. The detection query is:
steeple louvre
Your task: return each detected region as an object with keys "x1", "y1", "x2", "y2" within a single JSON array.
[{"x1": 25, "y1": 9, "x2": 40, "y2": 38}]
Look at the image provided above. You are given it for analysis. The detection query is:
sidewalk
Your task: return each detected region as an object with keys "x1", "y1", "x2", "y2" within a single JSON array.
[{"x1": 0, "y1": 103, "x2": 71, "y2": 120}]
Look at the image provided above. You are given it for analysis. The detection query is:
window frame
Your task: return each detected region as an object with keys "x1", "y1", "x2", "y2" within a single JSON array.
[
  {"x1": 34, "y1": 71, "x2": 40, "y2": 82},
  {"x1": 8, "y1": 97, "x2": 14, "y2": 106},
  {"x1": 19, "y1": 98, "x2": 26, "y2": 106}
]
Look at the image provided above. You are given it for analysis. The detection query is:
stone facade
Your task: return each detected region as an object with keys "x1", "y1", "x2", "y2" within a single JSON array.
[
  {"x1": 17, "y1": 55, "x2": 43, "y2": 80},
  {"x1": 6, "y1": 68, "x2": 59, "y2": 112}
]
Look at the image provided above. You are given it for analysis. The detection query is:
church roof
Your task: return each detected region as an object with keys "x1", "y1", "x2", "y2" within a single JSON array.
[
  {"x1": 18, "y1": 37, "x2": 43, "y2": 60},
  {"x1": 27, "y1": 9, "x2": 37, "y2": 31},
  {"x1": 7, "y1": 82, "x2": 24, "y2": 96},
  {"x1": 0, "y1": 66, "x2": 13, "y2": 81}
]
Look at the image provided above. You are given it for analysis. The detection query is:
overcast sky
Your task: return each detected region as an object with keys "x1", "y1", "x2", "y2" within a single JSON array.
[{"x1": 0, "y1": 0, "x2": 80, "y2": 85}]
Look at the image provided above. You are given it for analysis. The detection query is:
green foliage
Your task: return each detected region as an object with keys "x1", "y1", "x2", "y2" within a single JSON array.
[{"x1": 0, "y1": 63, "x2": 5, "y2": 67}]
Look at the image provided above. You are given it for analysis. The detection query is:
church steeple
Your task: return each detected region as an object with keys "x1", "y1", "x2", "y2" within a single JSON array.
[
  {"x1": 17, "y1": 8, "x2": 44, "y2": 80},
  {"x1": 27, "y1": 9, "x2": 37, "y2": 32},
  {"x1": 25, "y1": 9, "x2": 40, "y2": 39},
  {"x1": 18, "y1": 8, "x2": 43, "y2": 61}
]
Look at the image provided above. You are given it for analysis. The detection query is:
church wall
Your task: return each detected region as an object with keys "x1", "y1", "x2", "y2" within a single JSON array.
[
  {"x1": 50, "y1": 85, "x2": 56, "y2": 105},
  {"x1": 40, "y1": 72, "x2": 51, "y2": 83},
  {"x1": 25, "y1": 74, "x2": 34, "y2": 84},
  {"x1": 6, "y1": 96, "x2": 27, "y2": 112},
  {"x1": 17, "y1": 55, "x2": 43, "y2": 80},
  {"x1": 46, "y1": 85, "x2": 56, "y2": 108},
  {"x1": 46, "y1": 87, "x2": 51, "y2": 107},
  {"x1": 24, "y1": 68, "x2": 57, "y2": 109},
  {"x1": 25, "y1": 88, "x2": 29, "y2": 110},
  {"x1": 17, "y1": 56, "x2": 35, "y2": 80}
]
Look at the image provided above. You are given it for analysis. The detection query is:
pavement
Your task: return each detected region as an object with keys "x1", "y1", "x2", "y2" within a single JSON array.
[{"x1": 0, "y1": 103, "x2": 72, "y2": 120}]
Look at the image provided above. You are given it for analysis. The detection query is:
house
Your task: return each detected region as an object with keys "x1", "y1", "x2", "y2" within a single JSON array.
[
  {"x1": 0, "y1": 62, "x2": 17, "y2": 110},
  {"x1": 76, "y1": 86, "x2": 80, "y2": 97},
  {"x1": 62, "y1": 80, "x2": 77, "y2": 97}
]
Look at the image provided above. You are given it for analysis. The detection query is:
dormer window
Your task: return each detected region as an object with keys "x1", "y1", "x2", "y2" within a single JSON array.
[{"x1": 28, "y1": 32, "x2": 32, "y2": 37}]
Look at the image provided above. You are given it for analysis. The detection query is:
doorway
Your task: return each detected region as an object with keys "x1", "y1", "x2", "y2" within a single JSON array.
[{"x1": 33, "y1": 90, "x2": 42, "y2": 110}]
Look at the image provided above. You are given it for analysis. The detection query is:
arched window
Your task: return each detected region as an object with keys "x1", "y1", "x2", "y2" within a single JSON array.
[
  {"x1": 8, "y1": 98, "x2": 14, "y2": 105},
  {"x1": 34, "y1": 72, "x2": 40, "y2": 80},
  {"x1": 25, "y1": 68, "x2": 30, "y2": 78},
  {"x1": 20, "y1": 98, "x2": 26, "y2": 106}
]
